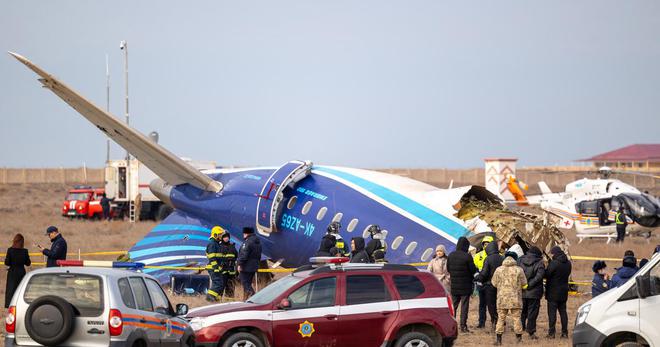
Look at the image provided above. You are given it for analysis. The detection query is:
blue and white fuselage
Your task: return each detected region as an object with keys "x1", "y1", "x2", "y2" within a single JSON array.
[{"x1": 132, "y1": 165, "x2": 487, "y2": 282}]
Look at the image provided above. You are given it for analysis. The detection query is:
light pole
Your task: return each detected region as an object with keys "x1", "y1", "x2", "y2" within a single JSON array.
[
  {"x1": 105, "y1": 54, "x2": 110, "y2": 163},
  {"x1": 120, "y1": 40, "x2": 133, "y2": 223}
]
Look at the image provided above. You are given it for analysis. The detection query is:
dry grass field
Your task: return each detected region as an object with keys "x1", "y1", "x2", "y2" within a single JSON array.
[{"x1": 0, "y1": 183, "x2": 658, "y2": 346}]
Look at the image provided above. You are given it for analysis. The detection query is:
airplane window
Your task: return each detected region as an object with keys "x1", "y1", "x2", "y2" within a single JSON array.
[
  {"x1": 332, "y1": 213, "x2": 343, "y2": 224},
  {"x1": 405, "y1": 242, "x2": 418, "y2": 255},
  {"x1": 347, "y1": 218, "x2": 358, "y2": 232},
  {"x1": 362, "y1": 225, "x2": 372, "y2": 239},
  {"x1": 316, "y1": 207, "x2": 328, "y2": 221},
  {"x1": 391, "y1": 236, "x2": 404, "y2": 250},
  {"x1": 421, "y1": 248, "x2": 433, "y2": 261},
  {"x1": 302, "y1": 201, "x2": 313, "y2": 215},
  {"x1": 287, "y1": 196, "x2": 298, "y2": 210}
]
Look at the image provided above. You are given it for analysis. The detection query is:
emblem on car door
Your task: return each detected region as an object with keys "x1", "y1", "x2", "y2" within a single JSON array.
[{"x1": 298, "y1": 321, "x2": 315, "y2": 338}]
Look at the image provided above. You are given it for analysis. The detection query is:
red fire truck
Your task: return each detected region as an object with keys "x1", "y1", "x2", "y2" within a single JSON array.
[{"x1": 61, "y1": 186, "x2": 107, "y2": 219}]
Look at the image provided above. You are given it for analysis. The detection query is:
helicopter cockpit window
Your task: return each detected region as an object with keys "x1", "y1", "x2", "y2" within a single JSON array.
[{"x1": 576, "y1": 201, "x2": 598, "y2": 215}]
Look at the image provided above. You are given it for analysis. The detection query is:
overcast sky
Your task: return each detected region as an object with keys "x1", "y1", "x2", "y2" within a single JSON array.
[{"x1": 1, "y1": 1, "x2": 659, "y2": 169}]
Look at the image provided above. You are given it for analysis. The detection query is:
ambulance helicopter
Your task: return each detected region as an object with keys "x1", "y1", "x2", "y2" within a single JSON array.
[
  {"x1": 11, "y1": 52, "x2": 509, "y2": 283},
  {"x1": 508, "y1": 167, "x2": 660, "y2": 242}
]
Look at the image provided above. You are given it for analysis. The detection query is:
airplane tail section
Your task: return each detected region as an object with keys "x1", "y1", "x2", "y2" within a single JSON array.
[
  {"x1": 9, "y1": 52, "x2": 222, "y2": 192},
  {"x1": 538, "y1": 181, "x2": 553, "y2": 196},
  {"x1": 128, "y1": 210, "x2": 241, "y2": 284}
]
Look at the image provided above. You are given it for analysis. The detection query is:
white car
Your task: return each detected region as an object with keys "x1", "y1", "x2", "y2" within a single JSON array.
[{"x1": 573, "y1": 252, "x2": 660, "y2": 346}]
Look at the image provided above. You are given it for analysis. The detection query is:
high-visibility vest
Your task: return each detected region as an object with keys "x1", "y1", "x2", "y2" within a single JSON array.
[{"x1": 615, "y1": 212, "x2": 625, "y2": 225}]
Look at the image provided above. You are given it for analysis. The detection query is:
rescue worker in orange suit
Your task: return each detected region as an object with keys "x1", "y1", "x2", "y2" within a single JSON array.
[
  {"x1": 217, "y1": 230, "x2": 238, "y2": 300},
  {"x1": 615, "y1": 207, "x2": 628, "y2": 243},
  {"x1": 366, "y1": 225, "x2": 387, "y2": 263},
  {"x1": 205, "y1": 226, "x2": 224, "y2": 302}
]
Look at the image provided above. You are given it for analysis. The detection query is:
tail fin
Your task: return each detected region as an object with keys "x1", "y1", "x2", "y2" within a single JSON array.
[{"x1": 538, "y1": 182, "x2": 553, "y2": 196}]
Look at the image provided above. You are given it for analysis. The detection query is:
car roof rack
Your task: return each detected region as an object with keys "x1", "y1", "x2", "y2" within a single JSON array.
[{"x1": 309, "y1": 263, "x2": 419, "y2": 275}]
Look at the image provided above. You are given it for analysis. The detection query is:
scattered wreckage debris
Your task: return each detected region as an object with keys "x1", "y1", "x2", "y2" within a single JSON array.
[{"x1": 457, "y1": 197, "x2": 570, "y2": 259}]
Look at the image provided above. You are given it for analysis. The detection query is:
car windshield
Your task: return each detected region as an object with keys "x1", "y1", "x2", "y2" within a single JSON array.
[
  {"x1": 66, "y1": 192, "x2": 90, "y2": 201},
  {"x1": 246, "y1": 275, "x2": 303, "y2": 305},
  {"x1": 24, "y1": 273, "x2": 104, "y2": 317}
]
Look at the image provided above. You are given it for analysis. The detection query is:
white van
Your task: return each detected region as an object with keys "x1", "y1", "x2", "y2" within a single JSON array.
[{"x1": 573, "y1": 252, "x2": 660, "y2": 346}]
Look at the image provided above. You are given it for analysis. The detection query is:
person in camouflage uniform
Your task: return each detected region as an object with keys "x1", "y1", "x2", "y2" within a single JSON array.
[{"x1": 491, "y1": 255, "x2": 528, "y2": 345}]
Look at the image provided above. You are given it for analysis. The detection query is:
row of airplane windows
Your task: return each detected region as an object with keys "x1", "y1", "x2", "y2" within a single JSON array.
[{"x1": 286, "y1": 195, "x2": 436, "y2": 262}]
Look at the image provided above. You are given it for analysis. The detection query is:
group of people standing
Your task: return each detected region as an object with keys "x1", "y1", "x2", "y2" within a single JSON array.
[
  {"x1": 4, "y1": 226, "x2": 68, "y2": 308},
  {"x1": 591, "y1": 247, "x2": 658, "y2": 298},
  {"x1": 205, "y1": 226, "x2": 262, "y2": 302},
  {"x1": 315, "y1": 222, "x2": 387, "y2": 264},
  {"x1": 428, "y1": 235, "x2": 572, "y2": 344}
]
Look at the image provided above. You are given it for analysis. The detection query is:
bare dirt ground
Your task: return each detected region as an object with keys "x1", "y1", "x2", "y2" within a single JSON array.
[{"x1": 1, "y1": 183, "x2": 658, "y2": 346}]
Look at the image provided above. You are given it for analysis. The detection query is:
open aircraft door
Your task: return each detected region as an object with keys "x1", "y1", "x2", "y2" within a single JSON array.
[{"x1": 256, "y1": 160, "x2": 313, "y2": 235}]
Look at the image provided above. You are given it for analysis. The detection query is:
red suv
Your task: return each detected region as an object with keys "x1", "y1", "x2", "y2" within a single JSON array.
[{"x1": 187, "y1": 260, "x2": 457, "y2": 347}]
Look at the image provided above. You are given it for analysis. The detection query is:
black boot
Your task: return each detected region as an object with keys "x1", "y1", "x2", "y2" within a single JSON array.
[
  {"x1": 494, "y1": 334, "x2": 502, "y2": 346},
  {"x1": 529, "y1": 333, "x2": 539, "y2": 340},
  {"x1": 546, "y1": 332, "x2": 555, "y2": 339},
  {"x1": 560, "y1": 332, "x2": 568, "y2": 339},
  {"x1": 461, "y1": 326, "x2": 470, "y2": 333},
  {"x1": 516, "y1": 334, "x2": 522, "y2": 343}
]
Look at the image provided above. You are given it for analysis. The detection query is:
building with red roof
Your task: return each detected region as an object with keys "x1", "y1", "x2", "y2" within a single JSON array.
[{"x1": 580, "y1": 144, "x2": 660, "y2": 170}]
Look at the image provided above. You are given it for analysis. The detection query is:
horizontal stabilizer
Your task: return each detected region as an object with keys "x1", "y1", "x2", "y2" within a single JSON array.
[
  {"x1": 538, "y1": 181, "x2": 552, "y2": 196},
  {"x1": 9, "y1": 52, "x2": 222, "y2": 192}
]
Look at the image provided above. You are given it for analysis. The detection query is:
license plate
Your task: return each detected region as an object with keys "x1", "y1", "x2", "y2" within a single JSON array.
[{"x1": 67, "y1": 211, "x2": 76, "y2": 216}]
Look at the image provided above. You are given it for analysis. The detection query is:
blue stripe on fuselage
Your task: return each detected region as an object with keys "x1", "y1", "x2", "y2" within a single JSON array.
[{"x1": 313, "y1": 166, "x2": 469, "y2": 240}]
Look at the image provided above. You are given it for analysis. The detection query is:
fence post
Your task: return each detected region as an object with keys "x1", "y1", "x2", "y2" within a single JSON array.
[{"x1": 78, "y1": 249, "x2": 81, "y2": 260}]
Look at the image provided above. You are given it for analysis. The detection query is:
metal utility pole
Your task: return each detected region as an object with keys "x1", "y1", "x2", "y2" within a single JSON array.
[
  {"x1": 105, "y1": 54, "x2": 110, "y2": 163},
  {"x1": 120, "y1": 40, "x2": 135, "y2": 223}
]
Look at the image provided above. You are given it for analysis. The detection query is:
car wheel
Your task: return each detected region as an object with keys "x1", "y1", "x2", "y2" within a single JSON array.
[
  {"x1": 222, "y1": 332, "x2": 264, "y2": 347},
  {"x1": 394, "y1": 332, "x2": 436, "y2": 347},
  {"x1": 24, "y1": 295, "x2": 75, "y2": 346}
]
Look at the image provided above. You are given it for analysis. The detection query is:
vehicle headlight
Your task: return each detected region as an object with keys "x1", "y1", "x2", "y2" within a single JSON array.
[
  {"x1": 576, "y1": 304, "x2": 591, "y2": 325},
  {"x1": 189, "y1": 317, "x2": 206, "y2": 331}
]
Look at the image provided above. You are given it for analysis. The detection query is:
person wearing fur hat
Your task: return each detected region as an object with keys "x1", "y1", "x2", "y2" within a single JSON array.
[{"x1": 591, "y1": 261, "x2": 612, "y2": 297}]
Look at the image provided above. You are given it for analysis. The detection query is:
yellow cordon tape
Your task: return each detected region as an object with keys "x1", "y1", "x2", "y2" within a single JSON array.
[{"x1": 0, "y1": 251, "x2": 127, "y2": 257}]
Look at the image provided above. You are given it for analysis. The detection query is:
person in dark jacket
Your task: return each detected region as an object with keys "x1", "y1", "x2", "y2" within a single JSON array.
[
  {"x1": 477, "y1": 241, "x2": 503, "y2": 332},
  {"x1": 447, "y1": 236, "x2": 478, "y2": 332},
  {"x1": 365, "y1": 225, "x2": 387, "y2": 263},
  {"x1": 591, "y1": 260, "x2": 612, "y2": 298},
  {"x1": 5, "y1": 233, "x2": 31, "y2": 308},
  {"x1": 315, "y1": 225, "x2": 337, "y2": 257},
  {"x1": 37, "y1": 226, "x2": 67, "y2": 268},
  {"x1": 237, "y1": 227, "x2": 262, "y2": 300},
  {"x1": 349, "y1": 237, "x2": 370, "y2": 263},
  {"x1": 518, "y1": 246, "x2": 545, "y2": 339},
  {"x1": 205, "y1": 226, "x2": 224, "y2": 302},
  {"x1": 545, "y1": 246, "x2": 571, "y2": 339},
  {"x1": 100, "y1": 193, "x2": 113, "y2": 220},
  {"x1": 615, "y1": 207, "x2": 628, "y2": 243},
  {"x1": 611, "y1": 255, "x2": 638, "y2": 287},
  {"x1": 218, "y1": 230, "x2": 238, "y2": 299}
]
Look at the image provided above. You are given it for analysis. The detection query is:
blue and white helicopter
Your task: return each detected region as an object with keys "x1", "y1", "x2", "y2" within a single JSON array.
[{"x1": 11, "y1": 52, "x2": 499, "y2": 282}]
